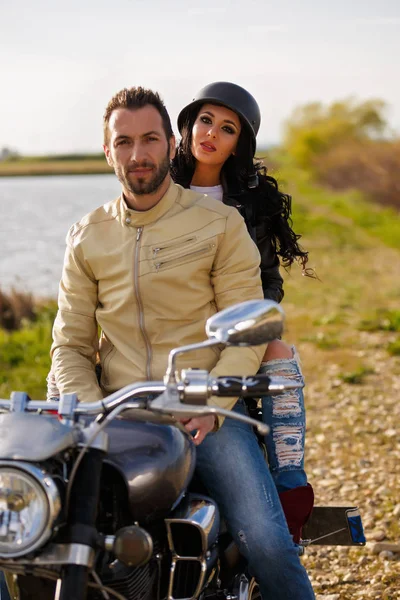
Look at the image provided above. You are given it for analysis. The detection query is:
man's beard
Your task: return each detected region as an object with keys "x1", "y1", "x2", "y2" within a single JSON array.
[{"x1": 117, "y1": 151, "x2": 170, "y2": 196}]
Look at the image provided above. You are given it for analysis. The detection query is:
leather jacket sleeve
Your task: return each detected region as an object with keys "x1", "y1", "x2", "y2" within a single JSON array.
[
  {"x1": 209, "y1": 208, "x2": 267, "y2": 426},
  {"x1": 255, "y1": 221, "x2": 284, "y2": 303},
  {"x1": 231, "y1": 199, "x2": 284, "y2": 304},
  {"x1": 51, "y1": 229, "x2": 102, "y2": 403}
]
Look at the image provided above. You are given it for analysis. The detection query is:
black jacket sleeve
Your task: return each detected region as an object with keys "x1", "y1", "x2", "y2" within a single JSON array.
[
  {"x1": 255, "y1": 221, "x2": 284, "y2": 303},
  {"x1": 223, "y1": 191, "x2": 284, "y2": 304}
]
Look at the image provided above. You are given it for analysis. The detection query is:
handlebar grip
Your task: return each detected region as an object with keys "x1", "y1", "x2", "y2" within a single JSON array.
[{"x1": 213, "y1": 376, "x2": 273, "y2": 397}]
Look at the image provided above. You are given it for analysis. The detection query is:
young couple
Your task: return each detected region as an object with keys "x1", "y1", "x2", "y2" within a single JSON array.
[{"x1": 49, "y1": 82, "x2": 315, "y2": 599}]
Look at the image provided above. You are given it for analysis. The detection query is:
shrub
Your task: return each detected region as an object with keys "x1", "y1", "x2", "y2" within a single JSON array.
[
  {"x1": 283, "y1": 98, "x2": 388, "y2": 171},
  {"x1": 0, "y1": 288, "x2": 36, "y2": 331},
  {"x1": 313, "y1": 140, "x2": 400, "y2": 210}
]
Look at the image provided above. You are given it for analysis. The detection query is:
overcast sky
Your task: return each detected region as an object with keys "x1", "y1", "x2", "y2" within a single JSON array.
[{"x1": 1, "y1": 0, "x2": 399, "y2": 154}]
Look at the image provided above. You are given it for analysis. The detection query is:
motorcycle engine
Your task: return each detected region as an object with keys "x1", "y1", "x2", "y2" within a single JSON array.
[{"x1": 97, "y1": 556, "x2": 159, "y2": 600}]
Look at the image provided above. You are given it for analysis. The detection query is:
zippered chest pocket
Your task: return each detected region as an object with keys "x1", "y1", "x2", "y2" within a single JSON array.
[
  {"x1": 149, "y1": 235, "x2": 217, "y2": 273},
  {"x1": 154, "y1": 243, "x2": 216, "y2": 272},
  {"x1": 151, "y1": 235, "x2": 197, "y2": 259}
]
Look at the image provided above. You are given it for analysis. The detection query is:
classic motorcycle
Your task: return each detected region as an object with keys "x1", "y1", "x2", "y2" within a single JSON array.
[{"x1": 0, "y1": 299, "x2": 365, "y2": 600}]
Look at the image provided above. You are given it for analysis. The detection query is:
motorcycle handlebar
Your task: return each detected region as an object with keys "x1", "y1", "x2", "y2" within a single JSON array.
[
  {"x1": 211, "y1": 375, "x2": 302, "y2": 397},
  {"x1": 0, "y1": 383, "x2": 166, "y2": 414},
  {"x1": 0, "y1": 376, "x2": 302, "y2": 414}
]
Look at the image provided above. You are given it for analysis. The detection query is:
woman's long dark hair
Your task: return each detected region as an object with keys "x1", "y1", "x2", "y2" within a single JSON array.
[{"x1": 171, "y1": 103, "x2": 310, "y2": 271}]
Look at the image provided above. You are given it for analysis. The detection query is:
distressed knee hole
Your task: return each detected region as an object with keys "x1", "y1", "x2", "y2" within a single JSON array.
[
  {"x1": 271, "y1": 366, "x2": 301, "y2": 378},
  {"x1": 272, "y1": 425, "x2": 304, "y2": 468},
  {"x1": 272, "y1": 389, "x2": 302, "y2": 418}
]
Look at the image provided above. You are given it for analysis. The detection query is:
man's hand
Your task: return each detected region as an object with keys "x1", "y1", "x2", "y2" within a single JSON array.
[{"x1": 179, "y1": 415, "x2": 217, "y2": 445}]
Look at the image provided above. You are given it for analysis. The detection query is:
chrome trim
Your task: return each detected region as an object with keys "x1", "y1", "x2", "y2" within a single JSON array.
[
  {"x1": 168, "y1": 556, "x2": 207, "y2": 600},
  {"x1": 10, "y1": 391, "x2": 29, "y2": 412},
  {"x1": 206, "y1": 299, "x2": 284, "y2": 346},
  {"x1": 262, "y1": 376, "x2": 304, "y2": 392},
  {"x1": 179, "y1": 370, "x2": 209, "y2": 404},
  {"x1": 79, "y1": 426, "x2": 109, "y2": 452},
  {"x1": 150, "y1": 391, "x2": 269, "y2": 436},
  {"x1": 165, "y1": 497, "x2": 219, "y2": 600},
  {"x1": 166, "y1": 498, "x2": 219, "y2": 555},
  {"x1": 0, "y1": 543, "x2": 95, "y2": 567},
  {"x1": 114, "y1": 526, "x2": 154, "y2": 568},
  {"x1": 104, "y1": 535, "x2": 115, "y2": 552},
  {"x1": 0, "y1": 461, "x2": 61, "y2": 559},
  {"x1": 0, "y1": 383, "x2": 165, "y2": 414},
  {"x1": 101, "y1": 383, "x2": 164, "y2": 413},
  {"x1": 1, "y1": 383, "x2": 268, "y2": 435},
  {"x1": 237, "y1": 574, "x2": 250, "y2": 600},
  {"x1": 164, "y1": 339, "x2": 219, "y2": 385}
]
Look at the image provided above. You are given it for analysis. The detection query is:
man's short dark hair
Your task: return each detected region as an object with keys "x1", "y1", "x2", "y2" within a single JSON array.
[{"x1": 103, "y1": 87, "x2": 174, "y2": 144}]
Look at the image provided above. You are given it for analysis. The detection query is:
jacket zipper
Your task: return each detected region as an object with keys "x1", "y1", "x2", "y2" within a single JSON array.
[
  {"x1": 155, "y1": 244, "x2": 214, "y2": 272},
  {"x1": 153, "y1": 236, "x2": 197, "y2": 256},
  {"x1": 101, "y1": 342, "x2": 115, "y2": 386},
  {"x1": 135, "y1": 227, "x2": 152, "y2": 380}
]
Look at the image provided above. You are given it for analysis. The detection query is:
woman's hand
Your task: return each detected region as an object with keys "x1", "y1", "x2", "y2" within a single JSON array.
[{"x1": 179, "y1": 415, "x2": 217, "y2": 445}]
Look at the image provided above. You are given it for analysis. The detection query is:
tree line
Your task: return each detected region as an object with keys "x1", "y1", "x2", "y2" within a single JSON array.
[{"x1": 282, "y1": 98, "x2": 400, "y2": 210}]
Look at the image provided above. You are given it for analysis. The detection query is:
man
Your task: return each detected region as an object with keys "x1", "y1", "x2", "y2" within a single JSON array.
[
  {"x1": 51, "y1": 86, "x2": 266, "y2": 441},
  {"x1": 51, "y1": 87, "x2": 314, "y2": 599}
]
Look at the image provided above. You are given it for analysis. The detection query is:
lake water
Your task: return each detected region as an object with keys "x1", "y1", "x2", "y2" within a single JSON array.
[{"x1": 0, "y1": 175, "x2": 121, "y2": 297}]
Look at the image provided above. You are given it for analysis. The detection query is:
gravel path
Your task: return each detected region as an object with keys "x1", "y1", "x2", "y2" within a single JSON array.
[{"x1": 295, "y1": 326, "x2": 400, "y2": 599}]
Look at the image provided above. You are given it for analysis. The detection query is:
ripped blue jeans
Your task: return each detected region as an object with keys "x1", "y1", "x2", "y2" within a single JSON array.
[
  {"x1": 195, "y1": 399, "x2": 315, "y2": 599},
  {"x1": 260, "y1": 347, "x2": 307, "y2": 493}
]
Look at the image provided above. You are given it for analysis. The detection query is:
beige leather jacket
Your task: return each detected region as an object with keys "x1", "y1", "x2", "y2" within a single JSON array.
[{"x1": 51, "y1": 180, "x2": 266, "y2": 421}]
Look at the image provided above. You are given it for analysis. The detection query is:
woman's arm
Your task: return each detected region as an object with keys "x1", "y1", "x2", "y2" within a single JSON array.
[
  {"x1": 233, "y1": 195, "x2": 285, "y2": 304},
  {"x1": 255, "y1": 222, "x2": 284, "y2": 303}
]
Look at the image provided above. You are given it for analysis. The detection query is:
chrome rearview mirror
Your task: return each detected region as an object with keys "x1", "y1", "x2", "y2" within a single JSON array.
[
  {"x1": 205, "y1": 300, "x2": 284, "y2": 346},
  {"x1": 164, "y1": 300, "x2": 284, "y2": 385}
]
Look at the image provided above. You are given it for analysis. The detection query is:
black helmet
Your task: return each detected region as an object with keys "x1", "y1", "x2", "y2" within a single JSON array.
[{"x1": 177, "y1": 81, "x2": 261, "y2": 151}]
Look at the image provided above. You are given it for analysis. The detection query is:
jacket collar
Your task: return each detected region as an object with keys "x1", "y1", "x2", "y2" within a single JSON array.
[{"x1": 117, "y1": 179, "x2": 180, "y2": 227}]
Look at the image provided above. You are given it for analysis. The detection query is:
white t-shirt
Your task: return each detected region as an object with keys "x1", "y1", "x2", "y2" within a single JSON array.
[{"x1": 190, "y1": 184, "x2": 223, "y2": 203}]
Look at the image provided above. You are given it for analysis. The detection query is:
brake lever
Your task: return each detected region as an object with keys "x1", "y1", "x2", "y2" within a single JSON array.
[{"x1": 149, "y1": 389, "x2": 269, "y2": 436}]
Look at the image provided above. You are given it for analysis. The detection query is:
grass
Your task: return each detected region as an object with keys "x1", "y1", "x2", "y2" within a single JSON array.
[
  {"x1": 339, "y1": 365, "x2": 375, "y2": 385},
  {"x1": 359, "y1": 309, "x2": 400, "y2": 333},
  {"x1": 270, "y1": 153, "x2": 400, "y2": 252},
  {"x1": 0, "y1": 303, "x2": 56, "y2": 399},
  {"x1": 301, "y1": 331, "x2": 341, "y2": 350},
  {"x1": 270, "y1": 160, "x2": 400, "y2": 348},
  {"x1": 0, "y1": 155, "x2": 112, "y2": 177},
  {"x1": 387, "y1": 338, "x2": 400, "y2": 356}
]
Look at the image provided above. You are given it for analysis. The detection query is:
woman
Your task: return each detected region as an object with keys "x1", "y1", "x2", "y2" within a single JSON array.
[{"x1": 172, "y1": 81, "x2": 314, "y2": 544}]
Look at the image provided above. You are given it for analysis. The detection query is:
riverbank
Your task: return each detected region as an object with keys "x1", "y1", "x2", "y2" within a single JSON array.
[
  {"x1": 0, "y1": 158, "x2": 112, "y2": 177},
  {"x1": 0, "y1": 149, "x2": 271, "y2": 178}
]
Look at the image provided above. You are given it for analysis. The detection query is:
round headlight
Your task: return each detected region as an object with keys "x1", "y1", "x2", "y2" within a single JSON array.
[{"x1": 0, "y1": 465, "x2": 61, "y2": 558}]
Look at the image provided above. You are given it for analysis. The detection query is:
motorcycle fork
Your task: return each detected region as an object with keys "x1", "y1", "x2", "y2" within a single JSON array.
[{"x1": 56, "y1": 448, "x2": 104, "y2": 600}]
